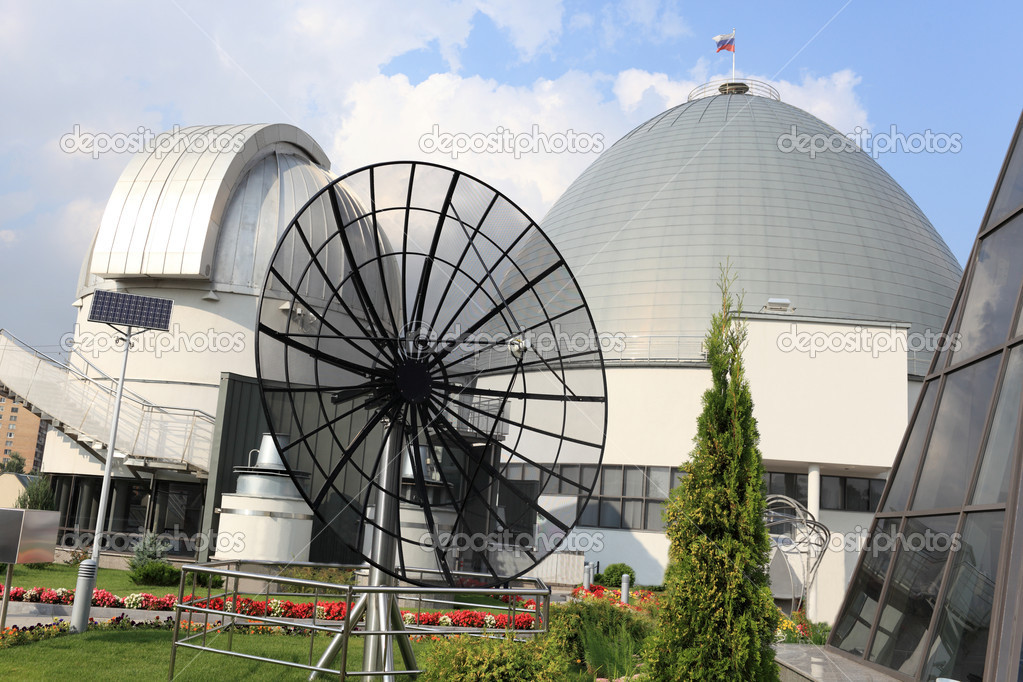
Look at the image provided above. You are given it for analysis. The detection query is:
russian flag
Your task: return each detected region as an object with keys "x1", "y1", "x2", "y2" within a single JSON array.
[{"x1": 713, "y1": 31, "x2": 735, "y2": 53}]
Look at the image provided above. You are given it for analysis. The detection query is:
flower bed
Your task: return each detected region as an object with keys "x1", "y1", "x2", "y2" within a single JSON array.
[
  {"x1": 0, "y1": 585, "x2": 536, "y2": 629},
  {"x1": 569, "y1": 584, "x2": 657, "y2": 609}
]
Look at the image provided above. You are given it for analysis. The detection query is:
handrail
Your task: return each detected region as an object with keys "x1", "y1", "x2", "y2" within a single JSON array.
[
  {"x1": 687, "y1": 78, "x2": 781, "y2": 102},
  {"x1": 0, "y1": 330, "x2": 214, "y2": 471}
]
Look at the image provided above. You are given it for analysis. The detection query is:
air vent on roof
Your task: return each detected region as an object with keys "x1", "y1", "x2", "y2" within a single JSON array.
[{"x1": 764, "y1": 298, "x2": 793, "y2": 313}]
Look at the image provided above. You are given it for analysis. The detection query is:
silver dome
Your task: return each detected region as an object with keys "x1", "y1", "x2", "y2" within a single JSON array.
[{"x1": 539, "y1": 91, "x2": 963, "y2": 360}]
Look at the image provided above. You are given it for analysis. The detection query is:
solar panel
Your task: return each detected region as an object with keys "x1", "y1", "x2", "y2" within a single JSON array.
[{"x1": 88, "y1": 290, "x2": 174, "y2": 331}]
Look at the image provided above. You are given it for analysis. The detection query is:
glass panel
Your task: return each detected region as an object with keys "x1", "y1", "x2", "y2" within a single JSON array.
[
  {"x1": 933, "y1": 300, "x2": 962, "y2": 375},
  {"x1": 506, "y1": 463, "x2": 522, "y2": 480},
  {"x1": 973, "y1": 346, "x2": 1023, "y2": 504},
  {"x1": 869, "y1": 480, "x2": 886, "y2": 511},
  {"x1": 845, "y1": 478, "x2": 870, "y2": 512},
  {"x1": 623, "y1": 467, "x2": 644, "y2": 497},
  {"x1": 671, "y1": 468, "x2": 686, "y2": 489},
  {"x1": 821, "y1": 476, "x2": 843, "y2": 510},
  {"x1": 912, "y1": 356, "x2": 1001, "y2": 510},
  {"x1": 886, "y1": 382, "x2": 939, "y2": 511},
  {"x1": 559, "y1": 464, "x2": 579, "y2": 494},
  {"x1": 786, "y1": 474, "x2": 808, "y2": 506},
  {"x1": 599, "y1": 499, "x2": 621, "y2": 528},
  {"x1": 646, "y1": 467, "x2": 671, "y2": 498},
  {"x1": 832, "y1": 519, "x2": 900, "y2": 656},
  {"x1": 868, "y1": 515, "x2": 959, "y2": 673},
  {"x1": 578, "y1": 496, "x2": 598, "y2": 526},
  {"x1": 541, "y1": 469, "x2": 559, "y2": 496},
  {"x1": 953, "y1": 215, "x2": 1023, "y2": 363},
  {"x1": 601, "y1": 466, "x2": 623, "y2": 496},
  {"x1": 622, "y1": 500, "x2": 643, "y2": 530},
  {"x1": 769, "y1": 473, "x2": 786, "y2": 496},
  {"x1": 644, "y1": 501, "x2": 665, "y2": 532},
  {"x1": 521, "y1": 464, "x2": 540, "y2": 481},
  {"x1": 989, "y1": 136, "x2": 1023, "y2": 228},
  {"x1": 580, "y1": 464, "x2": 599, "y2": 493},
  {"x1": 923, "y1": 511, "x2": 1005, "y2": 682}
]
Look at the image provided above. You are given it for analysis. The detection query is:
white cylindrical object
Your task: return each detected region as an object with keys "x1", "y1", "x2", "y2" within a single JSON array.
[
  {"x1": 214, "y1": 493, "x2": 313, "y2": 562},
  {"x1": 807, "y1": 464, "x2": 821, "y2": 521}
]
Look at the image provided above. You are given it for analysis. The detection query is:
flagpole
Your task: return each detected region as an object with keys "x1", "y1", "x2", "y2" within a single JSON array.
[{"x1": 732, "y1": 28, "x2": 736, "y2": 81}]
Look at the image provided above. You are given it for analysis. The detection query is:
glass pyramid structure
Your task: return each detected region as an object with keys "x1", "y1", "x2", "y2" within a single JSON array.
[{"x1": 829, "y1": 110, "x2": 1023, "y2": 680}]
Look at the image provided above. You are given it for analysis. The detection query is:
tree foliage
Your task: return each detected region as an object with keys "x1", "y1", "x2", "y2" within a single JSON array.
[
  {"x1": 15, "y1": 475, "x2": 55, "y2": 511},
  {"x1": 2, "y1": 452, "x2": 26, "y2": 474},
  {"x1": 645, "y1": 269, "x2": 778, "y2": 681}
]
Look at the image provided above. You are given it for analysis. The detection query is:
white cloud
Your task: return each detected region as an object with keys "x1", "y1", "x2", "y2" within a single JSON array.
[
  {"x1": 332, "y1": 70, "x2": 626, "y2": 220},
  {"x1": 776, "y1": 70, "x2": 870, "y2": 135},
  {"x1": 476, "y1": 1, "x2": 564, "y2": 60},
  {"x1": 0, "y1": 230, "x2": 17, "y2": 245}
]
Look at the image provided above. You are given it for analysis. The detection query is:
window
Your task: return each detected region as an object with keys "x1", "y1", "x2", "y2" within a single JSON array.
[
  {"x1": 9, "y1": 407, "x2": 17, "y2": 413},
  {"x1": 8, "y1": 416, "x2": 15, "y2": 422},
  {"x1": 576, "y1": 464, "x2": 684, "y2": 531},
  {"x1": 819, "y1": 475, "x2": 886, "y2": 512},
  {"x1": 4, "y1": 441, "x2": 11, "y2": 447}
]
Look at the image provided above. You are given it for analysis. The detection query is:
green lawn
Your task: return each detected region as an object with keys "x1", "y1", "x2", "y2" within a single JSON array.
[
  {"x1": 7, "y1": 563, "x2": 157, "y2": 596},
  {"x1": 0, "y1": 628, "x2": 437, "y2": 680}
]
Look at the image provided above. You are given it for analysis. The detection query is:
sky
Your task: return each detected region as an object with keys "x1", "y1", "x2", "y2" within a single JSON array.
[{"x1": 1, "y1": 0, "x2": 1021, "y2": 352}]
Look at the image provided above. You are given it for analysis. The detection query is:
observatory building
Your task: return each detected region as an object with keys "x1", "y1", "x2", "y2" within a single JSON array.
[
  {"x1": 519, "y1": 79, "x2": 962, "y2": 623},
  {"x1": 0, "y1": 80, "x2": 964, "y2": 624}
]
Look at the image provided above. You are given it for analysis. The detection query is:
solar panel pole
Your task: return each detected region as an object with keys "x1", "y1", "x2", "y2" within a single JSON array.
[{"x1": 70, "y1": 327, "x2": 134, "y2": 633}]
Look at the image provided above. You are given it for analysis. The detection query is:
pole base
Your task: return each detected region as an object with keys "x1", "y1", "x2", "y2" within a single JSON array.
[{"x1": 69, "y1": 559, "x2": 98, "y2": 633}]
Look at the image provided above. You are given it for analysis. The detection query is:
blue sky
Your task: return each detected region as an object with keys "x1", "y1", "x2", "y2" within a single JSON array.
[{"x1": 1, "y1": 0, "x2": 1021, "y2": 349}]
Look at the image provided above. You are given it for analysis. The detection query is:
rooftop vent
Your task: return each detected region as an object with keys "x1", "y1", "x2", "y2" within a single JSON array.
[{"x1": 763, "y1": 298, "x2": 793, "y2": 313}]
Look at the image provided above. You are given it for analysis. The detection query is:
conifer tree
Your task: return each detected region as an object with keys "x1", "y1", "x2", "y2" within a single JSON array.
[{"x1": 646, "y1": 269, "x2": 778, "y2": 681}]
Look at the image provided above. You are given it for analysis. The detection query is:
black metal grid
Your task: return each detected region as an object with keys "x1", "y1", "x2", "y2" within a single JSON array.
[{"x1": 254, "y1": 161, "x2": 607, "y2": 587}]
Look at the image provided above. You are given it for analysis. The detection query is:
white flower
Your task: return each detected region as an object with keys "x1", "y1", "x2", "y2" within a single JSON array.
[
  {"x1": 402, "y1": 612, "x2": 416, "y2": 625},
  {"x1": 438, "y1": 615, "x2": 453, "y2": 627},
  {"x1": 483, "y1": 614, "x2": 497, "y2": 628}
]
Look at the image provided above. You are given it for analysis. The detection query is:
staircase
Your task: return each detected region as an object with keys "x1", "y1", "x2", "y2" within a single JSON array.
[{"x1": 0, "y1": 330, "x2": 213, "y2": 474}]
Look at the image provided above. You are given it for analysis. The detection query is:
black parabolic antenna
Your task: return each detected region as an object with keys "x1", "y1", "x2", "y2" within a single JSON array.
[{"x1": 255, "y1": 161, "x2": 607, "y2": 587}]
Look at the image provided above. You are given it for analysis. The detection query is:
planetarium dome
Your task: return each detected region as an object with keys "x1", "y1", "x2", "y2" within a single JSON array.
[{"x1": 539, "y1": 81, "x2": 963, "y2": 363}]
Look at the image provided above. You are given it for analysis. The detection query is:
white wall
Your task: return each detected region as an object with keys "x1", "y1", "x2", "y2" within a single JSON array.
[
  {"x1": 70, "y1": 285, "x2": 262, "y2": 415},
  {"x1": 744, "y1": 318, "x2": 908, "y2": 469}
]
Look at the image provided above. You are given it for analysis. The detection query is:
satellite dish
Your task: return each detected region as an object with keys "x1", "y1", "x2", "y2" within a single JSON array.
[{"x1": 255, "y1": 161, "x2": 607, "y2": 589}]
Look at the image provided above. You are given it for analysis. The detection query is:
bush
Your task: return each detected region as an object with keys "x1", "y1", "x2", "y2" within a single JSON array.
[
  {"x1": 275, "y1": 565, "x2": 355, "y2": 594},
  {"x1": 129, "y1": 561, "x2": 180, "y2": 587},
  {"x1": 418, "y1": 634, "x2": 570, "y2": 681},
  {"x1": 552, "y1": 596, "x2": 654, "y2": 678},
  {"x1": 596, "y1": 562, "x2": 636, "y2": 588},
  {"x1": 193, "y1": 571, "x2": 223, "y2": 589},
  {"x1": 128, "y1": 532, "x2": 170, "y2": 572}
]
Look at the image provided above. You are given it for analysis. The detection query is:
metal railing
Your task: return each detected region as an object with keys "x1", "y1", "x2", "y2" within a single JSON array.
[
  {"x1": 0, "y1": 330, "x2": 214, "y2": 472},
  {"x1": 170, "y1": 560, "x2": 551, "y2": 681},
  {"x1": 687, "y1": 78, "x2": 781, "y2": 102}
]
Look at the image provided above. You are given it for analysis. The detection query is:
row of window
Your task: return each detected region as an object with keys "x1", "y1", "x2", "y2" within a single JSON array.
[
  {"x1": 504, "y1": 462, "x2": 887, "y2": 532},
  {"x1": 763, "y1": 472, "x2": 887, "y2": 513}
]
